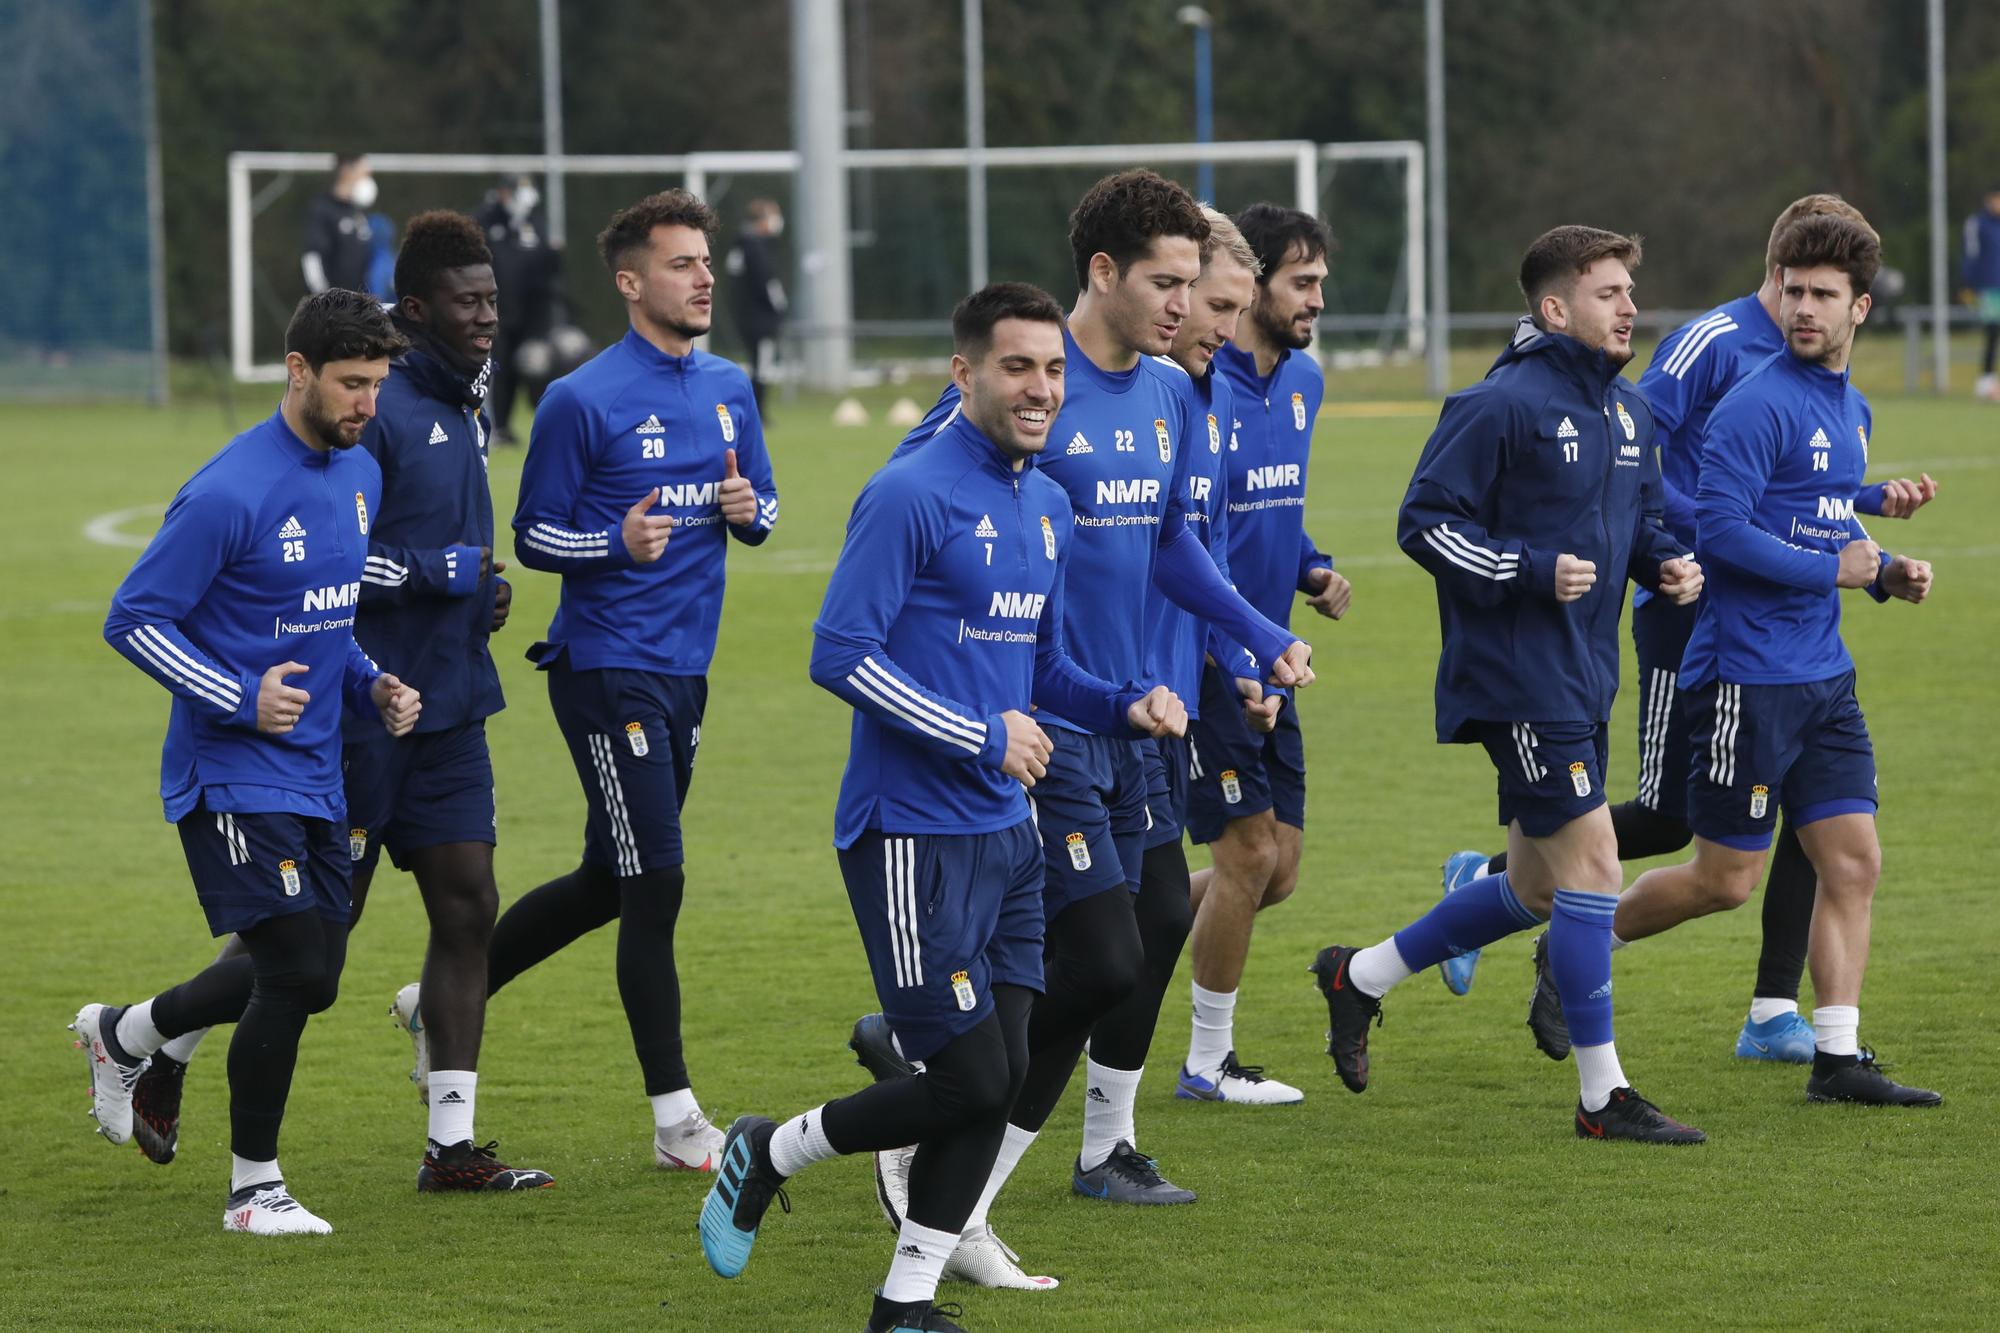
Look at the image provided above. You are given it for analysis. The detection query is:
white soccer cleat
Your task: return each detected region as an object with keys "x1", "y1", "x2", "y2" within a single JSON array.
[
  {"x1": 655, "y1": 1109, "x2": 725, "y2": 1172},
  {"x1": 389, "y1": 982, "x2": 429, "y2": 1104},
  {"x1": 1174, "y1": 1052, "x2": 1306, "y2": 1105},
  {"x1": 71, "y1": 1003, "x2": 146, "y2": 1145},
  {"x1": 1976, "y1": 373, "x2": 2000, "y2": 402},
  {"x1": 872, "y1": 1143, "x2": 915, "y2": 1229},
  {"x1": 943, "y1": 1224, "x2": 1059, "y2": 1291},
  {"x1": 222, "y1": 1182, "x2": 333, "y2": 1235}
]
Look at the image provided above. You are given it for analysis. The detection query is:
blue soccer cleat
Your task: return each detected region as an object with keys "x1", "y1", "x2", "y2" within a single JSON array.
[
  {"x1": 1436, "y1": 850, "x2": 1488, "y2": 996},
  {"x1": 1734, "y1": 1011, "x2": 1817, "y2": 1063},
  {"x1": 697, "y1": 1116, "x2": 788, "y2": 1278}
]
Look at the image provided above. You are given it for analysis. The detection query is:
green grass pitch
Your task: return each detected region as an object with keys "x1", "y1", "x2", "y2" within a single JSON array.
[{"x1": 2, "y1": 349, "x2": 1996, "y2": 1330}]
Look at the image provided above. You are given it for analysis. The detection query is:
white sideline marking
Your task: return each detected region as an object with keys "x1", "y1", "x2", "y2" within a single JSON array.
[{"x1": 83, "y1": 504, "x2": 165, "y2": 550}]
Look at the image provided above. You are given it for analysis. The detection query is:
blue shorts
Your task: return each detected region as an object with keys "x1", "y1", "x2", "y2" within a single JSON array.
[
  {"x1": 1473, "y1": 720, "x2": 1609, "y2": 838},
  {"x1": 177, "y1": 801, "x2": 351, "y2": 937},
  {"x1": 837, "y1": 820, "x2": 1045, "y2": 1062},
  {"x1": 342, "y1": 720, "x2": 496, "y2": 874},
  {"x1": 546, "y1": 660, "x2": 706, "y2": 875},
  {"x1": 1032, "y1": 730, "x2": 1149, "y2": 917},
  {"x1": 1630, "y1": 594, "x2": 1697, "y2": 821},
  {"x1": 1686, "y1": 672, "x2": 1877, "y2": 852},
  {"x1": 1186, "y1": 661, "x2": 1307, "y2": 844},
  {"x1": 1142, "y1": 733, "x2": 1191, "y2": 849}
]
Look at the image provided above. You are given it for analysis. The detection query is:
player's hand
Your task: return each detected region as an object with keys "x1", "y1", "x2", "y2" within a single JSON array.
[
  {"x1": 490, "y1": 564, "x2": 512, "y2": 633},
  {"x1": 1126, "y1": 685, "x2": 1187, "y2": 739},
  {"x1": 1267, "y1": 640, "x2": 1315, "y2": 689},
  {"x1": 1880, "y1": 554, "x2": 1932, "y2": 603},
  {"x1": 1236, "y1": 676, "x2": 1283, "y2": 734},
  {"x1": 372, "y1": 672, "x2": 422, "y2": 737},
  {"x1": 256, "y1": 662, "x2": 311, "y2": 734},
  {"x1": 1554, "y1": 553, "x2": 1597, "y2": 602},
  {"x1": 998, "y1": 709, "x2": 1053, "y2": 788},
  {"x1": 478, "y1": 546, "x2": 493, "y2": 580},
  {"x1": 1875, "y1": 474, "x2": 1937, "y2": 519},
  {"x1": 623, "y1": 489, "x2": 676, "y2": 563},
  {"x1": 1657, "y1": 556, "x2": 1703, "y2": 606},
  {"x1": 1836, "y1": 538, "x2": 1884, "y2": 588},
  {"x1": 1304, "y1": 566, "x2": 1352, "y2": 620},
  {"x1": 718, "y1": 448, "x2": 758, "y2": 526}
]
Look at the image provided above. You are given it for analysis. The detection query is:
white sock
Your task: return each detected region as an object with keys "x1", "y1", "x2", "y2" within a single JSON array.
[
  {"x1": 231, "y1": 1153, "x2": 281, "y2": 1193},
  {"x1": 650, "y1": 1087, "x2": 699, "y2": 1129},
  {"x1": 767, "y1": 1104, "x2": 839, "y2": 1178},
  {"x1": 1609, "y1": 932, "x2": 1630, "y2": 952},
  {"x1": 882, "y1": 1218, "x2": 956, "y2": 1304},
  {"x1": 961, "y1": 1123, "x2": 1036, "y2": 1237},
  {"x1": 159, "y1": 1027, "x2": 209, "y2": 1063},
  {"x1": 1186, "y1": 982, "x2": 1237, "y2": 1079},
  {"x1": 1812, "y1": 1005, "x2": 1859, "y2": 1057},
  {"x1": 427, "y1": 1070, "x2": 477, "y2": 1147},
  {"x1": 1574, "y1": 1041, "x2": 1628, "y2": 1113},
  {"x1": 115, "y1": 1000, "x2": 165, "y2": 1060},
  {"x1": 1078, "y1": 1058, "x2": 1142, "y2": 1171},
  {"x1": 1348, "y1": 938, "x2": 1413, "y2": 998},
  {"x1": 1749, "y1": 997, "x2": 1799, "y2": 1025}
]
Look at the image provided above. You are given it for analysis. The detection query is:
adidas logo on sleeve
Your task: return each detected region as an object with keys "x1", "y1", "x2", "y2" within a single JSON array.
[
  {"x1": 278, "y1": 515, "x2": 308, "y2": 539},
  {"x1": 427, "y1": 421, "x2": 450, "y2": 445}
]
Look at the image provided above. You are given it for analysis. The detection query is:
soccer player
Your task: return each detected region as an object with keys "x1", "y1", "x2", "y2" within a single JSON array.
[
  {"x1": 1311, "y1": 226, "x2": 1710, "y2": 1143},
  {"x1": 495, "y1": 189, "x2": 777, "y2": 1172},
  {"x1": 1597, "y1": 214, "x2": 1941, "y2": 1107},
  {"x1": 77, "y1": 290, "x2": 421, "y2": 1233},
  {"x1": 1180, "y1": 204, "x2": 1347, "y2": 1103},
  {"x1": 1965, "y1": 184, "x2": 2000, "y2": 401},
  {"x1": 698, "y1": 281, "x2": 1186, "y2": 1333}
]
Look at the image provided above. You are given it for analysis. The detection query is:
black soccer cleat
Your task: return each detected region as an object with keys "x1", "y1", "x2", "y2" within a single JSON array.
[
  {"x1": 849, "y1": 1012, "x2": 916, "y2": 1083},
  {"x1": 867, "y1": 1292, "x2": 967, "y2": 1333},
  {"x1": 1806, "y1": 1049, "x2": 1942, "y2": 1107},
  {"x1": 131, "y1": 1052, "x2": 186, "y2": 1165},
  {"x1": 1527, "y1": 932, "x2": 1572, "y2": 1062},
  {"x1": 1575, "y1": 1087, "x2": 1706, "y2": 1144},
  {"x1": 417, "y1": 1139, "x2": 556, "y2": 1191},
  {"x1": 1308, "y1": 945, "x2": 1381, "y2": 1094}
]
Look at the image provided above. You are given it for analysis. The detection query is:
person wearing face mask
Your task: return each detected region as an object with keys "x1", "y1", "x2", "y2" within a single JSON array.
[
  {"x1": 724, "y1": 198, "x2": 787, "y2": 415},
  {"x1": 475, "y1": 175, "x2": 566, "y2": 444},
  {"x1": 302, "y1": 153, "x2": 379, "y2": 296}
]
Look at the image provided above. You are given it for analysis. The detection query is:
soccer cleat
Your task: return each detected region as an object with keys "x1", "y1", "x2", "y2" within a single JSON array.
[
  {"x1": 872, "y1": 1143, "x2": 914, "y2": 1230},
  {"x1": 1307, "y1": 945, "x2": 1381, "y2": 1093},
  {"x1": 1734, "y1": 1011, "x2": 1817, "y2": 1064},
  {"x1": 1437, "y1": 850, "x2": 1488, "y2": 996},
  {"x1": 1575, "y1": 1087, "x2": 1706, "y2": 1144},
  {"x1": 1071, "y1": 1139, "x2": 1195, "y2": 1205},
  {"x1": 849, "y1": 1012, "x2": 917, "y2": 1083},
  {"x1": 1174, "y1": 1051, "x2": 1305, "y2": 1105},
  {"x1": 131, "y1": 1052, "x2": 187, "y2": 1164},
  {"x1": 697, "y1": 1116, "x2": 789, "y2": 1278},
  {"x1": 417, "y1": 1139, "x2": 556, "y2": 1191},
  {"x1": 867, "y1": 1292, "x2": 967, "y2": 1333},
  {"x1": 71, "y1": 1003, "x2": 147, "y2": 1145},
  {"x1": 390, "y1": 982, "x2": 430, "y2": 1104},
  {"x1": 941, "y1": 1224, "x2": 1059, "y2": 1291},
  {"x1": 1527, "y1": 933, "x2": 1572, "y2": 1061},
  {"x1": 222, "y1": 1181, "x2": 334, "y2": 1235},
  {"x1": 1806, "y1": 1049, "x2": 1942, "y2": 1107},
  {"x1": 656, "y1": 1109, "x2": 727, "y2": 1172}
]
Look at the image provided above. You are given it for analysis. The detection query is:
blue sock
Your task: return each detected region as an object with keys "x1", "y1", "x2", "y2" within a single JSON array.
[
  {"x1": 1548, "y1": 889, "x2": 1617, "y2": 1047},
  {"x1": 1391, "y1": 871, "x2": 1543, "y2": 971}
]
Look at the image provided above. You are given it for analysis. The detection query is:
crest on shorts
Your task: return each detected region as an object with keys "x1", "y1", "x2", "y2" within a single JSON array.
[
  {"x1": 951, "y1": 970, "x2": 977, "y2": 1012},
  {"x1": 1065, "y1": 831, "x2": 1092, "y2": 871},
  {"x1": 278, "y1": 859, "x2": 302, "y2": 897},
  {"x1": 354, "y1": 491, "x2": 369, "y2": 535},
  {"x1": 625, "y1": 721, "x2": 649, "y2": 757},
  {"x1": 1220, "y1": 769, "x2": 1243, "y2": 805},
  {"x1": 1206, "y1": 414, "x2": 1221, "y2": 454},
  {"x1": 1153, "y1": 418, "x2": 1172, "y2": 463},
  {"x1": 1569, "y1": 761, "x2": 1592, "y2": 798},
  {"x1": 1615, "y1": 401, "x2": 1637, "y2": 442},
  {"x1": 348, "y1": 828, "x2": 368, "y2": 862},
  {"x1": 716, "y1": 404, "x2": 736, "y2": 443},
  {"x1": 1749, "y1": 784, "x2": 1769, "y2": 819},
  {"x1": 1040, "y1": 514, "x2": 1056, "y2": 560},
  {"x1": 1291, "y1": 392, "x2": 1307, "y2": 431}
]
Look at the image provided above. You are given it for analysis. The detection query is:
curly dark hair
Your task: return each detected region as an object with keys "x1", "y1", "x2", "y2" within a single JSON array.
[
  {"x1": 1232, "y1": 203, "x2": 1329, "y2": 284},
  {"x1": 952, "y1": 281, "x2": 1066, "y2": 360},
  {"x1": 1518, "y1": 225, "x2": 1643, "y2": 316},
  {"x1": 1771, "y1": 213, "x2": 1882, "y2": 296},
  {"x1": 393, "y1": 210, "x2": 493, "y2": 305},
  {"x1": 597, "y1": 189, "x2": 718, "y2": 273},
  {"x1": 285, "y1": 288, "x2": 407, "y2": 371},
  {"x1": 1067, "y1": 169, "x2": 1210, "y2": 291}
]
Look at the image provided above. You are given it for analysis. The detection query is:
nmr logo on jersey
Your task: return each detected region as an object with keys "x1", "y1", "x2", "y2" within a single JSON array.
[
  {"x1": 1816, "y1": 496, "x2": 1856, "y2": 522},
  {"x1": 302, "y1": 581, "x2": 361, "y2": 613},
  {"x1": 988, "y1": 590, "x2": 1047, "y2": 620},
  {"x1": 1095, "y1": 478, "x2": 1161, "y2": 506},
  {"x1": 1245, "y1": 464, "x2": 1301, "y2": 491},
  {"x1": 660, "y1": 481, "x2": 720, "y2": 506}
]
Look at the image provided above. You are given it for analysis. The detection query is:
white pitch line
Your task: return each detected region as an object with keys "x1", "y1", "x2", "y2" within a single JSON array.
[{"x1": 82, "y1": 504, "x2": 165, "y2": 550}]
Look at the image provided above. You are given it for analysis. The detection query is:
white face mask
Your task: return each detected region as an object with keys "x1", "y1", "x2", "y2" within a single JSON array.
[
  {"x1": 349, "y1": 175, "x2": 379, "y2": 209},
  {"x1": 509, "y1": 185, "x2": 540, "y2": 221},
  {"x1": 766, "y1": 213, "x2": 784, "y2": 237}
]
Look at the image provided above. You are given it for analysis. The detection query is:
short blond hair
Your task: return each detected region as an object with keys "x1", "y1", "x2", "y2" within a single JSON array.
[
  {"x1": 1765, "y1": 194, "x2": 1875, "y2": 272},
  {"x1": 1200, "y1": 206, "x2": 1262, "y2": 278}
]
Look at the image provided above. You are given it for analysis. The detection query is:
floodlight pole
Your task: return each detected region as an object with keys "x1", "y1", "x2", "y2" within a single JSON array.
[
  {"x1": 539, "y1": 0, "x2": 567, "y2": 247},
  {"x1": 1178, "y1": 6, "x2": 1215, "y2": 203},
  {"x1": 792, "y1": 0, "x2": 854, "y2": 390},
  {"x1": 964, "y1": 0, "x2": 988, "y2": 291},
  {"x1": 1423, "y1": 0, "x2": 1449, "y2": 396},
  {"x1": 138, "y1": 0, "x2": 168, "y2": 405},
  {"x1": 1927, "y1": 0, "x2": 1948, "y2": 394}
]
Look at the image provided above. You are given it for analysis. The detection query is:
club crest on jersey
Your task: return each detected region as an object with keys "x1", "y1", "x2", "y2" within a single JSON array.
[
  {"x1": 1615, "y1": 401, "x2": 1637, "y2": 441},
  {"x1": 1065, "y1": 832, "x2": 1092, "y2": 871},
  {"x1": 1220, "y1": 769, "x2": 1243, "y2": 804},
  {"x1": 1153, "y1": 418, "x2": 1172, "y2": 463},
  {"x1": 951, "y1": 970, "x2": 977, "y2": 1012},
  {"x1": 716, "y1": 404, "x2": 736, "y2": 443},
  {"x1": 348, "y1": 828, "x2": 368, "y2": 862},
  {"x1": 1040, "y1": 514, "x2": 1056, "y2": 560},
  {"x1": 1291, "y1": 392, "x2": 1307, "y2": 431},
  {"x1": 1569, "y1": 762, "x2": 1592, "y2": 798},
  {"x1": 1856, "y1": 423, "x2": 1868, "y2": 461},
  {"x1": 278, "y1": 859, "x2": 302, "y2": 897},
  {"x1": 1750, "y1": 785, "x2": 1769, "y2": 819},
  {"x1": 354, "y1": 491, "x2": 369, "y2": 535},
  {"x1": 1206, "y1": 414, "x2": 1221, "y2": 453},
  {"x1": 624, "y1": 721, "x2": 649, "y2": 756}
]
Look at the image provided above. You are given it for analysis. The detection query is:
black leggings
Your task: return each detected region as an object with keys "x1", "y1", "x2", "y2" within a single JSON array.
[
  {"x1": 486, "y1": 862, "x2": 690, "y2": 1094},
  {"x1": 1007, "y1": 886, "x2": 1143, "y2": 1133},
  {"x1": 1082, "y1": 841, "x2": 1193, "y2": 1071},
  {"x1": 226, "y1": 911, "x2": 347, "y2": 1161},
  {"x1": 821, "y1": 985, "x2": 1031, "y2": 1234},
  {"x1": 1983, "y1": 321, "x2": 1999, "y2": 375}
]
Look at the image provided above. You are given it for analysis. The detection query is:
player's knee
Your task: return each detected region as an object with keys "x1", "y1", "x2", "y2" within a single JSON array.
[
  {"x1": 428, "y1": 874, "x2": 500, "y2": 944},
  {"x1": 1074, "y1": 935, "x2": 1143, "y2": 1011},
  {"x1": 1814, "y1": 842, "x2": 1881, "y2": 900},
  {"x1": 1260, "y1": 863, "x2": 1299, "y2": 909},
  {"x1": 1696, "y1": 860, "x2": 1761, "y2": 912}
]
